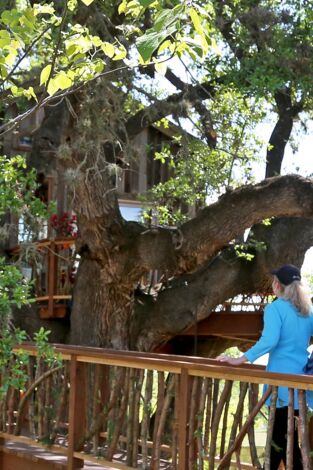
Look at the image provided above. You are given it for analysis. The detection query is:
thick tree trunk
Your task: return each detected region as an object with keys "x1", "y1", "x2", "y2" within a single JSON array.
[{"x1": 70, "y1": 257, "x2": 134, "y2": 349}]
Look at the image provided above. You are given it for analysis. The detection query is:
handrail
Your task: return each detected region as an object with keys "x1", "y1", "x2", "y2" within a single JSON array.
[
  {"x1": 6, "y1": 342, "x2": 313, "y2": 470},
  {"x1": 15, "y1": 342, "x2": 313, "y2": 390},
  {"x1": 10, "y1": 237, "x2": 76, "y2": 251}
]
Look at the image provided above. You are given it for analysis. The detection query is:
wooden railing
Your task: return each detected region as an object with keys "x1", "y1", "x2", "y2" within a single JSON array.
[
  {"x1": 33, "y1": 238, "x2": 76, "y2": 319},
  {"x1": 10, "y1": 238, "x2": 77, "y2": 319},
  {"x1": 1, "y1": 344, "x2": 313, "y2": 469}
]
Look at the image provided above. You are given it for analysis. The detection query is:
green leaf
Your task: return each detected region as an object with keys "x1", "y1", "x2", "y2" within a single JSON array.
[
  {"x1": 54, "y1": 72, "x2": 72, "y2": 90},
  {"x1": 33, "y1": 4, "x2": 55, "y2": 15},
  {"x1": 189, "y1": 8, "x2": 209, "y2": 58},
  {"x1": 136, "y1": 4, "x2": 184, "y2": 61},
  {"x1": 0, "y1": 64, "x2": 8, "y2": 79},
  {"x1": 118, "y1": 0, "x2": 127, "y2": 14},
  {"x1": 138, "y1": 0, "x2": 155, "y2": 6},
  {"x1": 47, "y1": 76, "x2": 59, "y2": 96},
  {"x1": 101, "y1": 42, "x2": 115, "y2": 58},
  {"x1": 0, "y1": 30, "x2": 11, "y2": 48},
  {"x1": 94, "y1": 60, "x2": 104, "y2": 73},
  {"x1": 112, "y1": 45, "x2": 127, "y2": 61},
  {"x1": 158, "y1": 39, "x2": 172, "y2": 54},
  {"x1": 189, "y1": 8, "x2": 202, "y2": 36},
  {"x1": 137, "y1": 24, "x2": 176, "y2": 62},
  {"x1": 80, "y1": 0, "x2": 95, "y2": 5},
  {"x1": 4, "y1": 52, "x2": 16, "y2": 66},
  {"x1": 90, "y1": 35, "x2": 102, "y2": 47},
  {"x1": 1, "y1": 9, "x2": 20, "y2": 27},
  {"x1": 68, "y1": 0, "x2": 78, "y2": 10},
  {"x1": 154, "y1": 8, "x2": 177, "y2": 32},
  {"x1": 66, "y1": 43, "x2": 78, "y2": 57},
  {"x1": 40, "y1": 64, "x2": 52, "y2": 86},
  {"x1": 199, "y1": 33, "x2": 209, "y2": 57},
  {"x1": 23, "y1": 86, "x2": 38, "y2": 102},
  {"x1": 10, "y1": 85, "x2": 22, "y2": 97},
  {"x1": 75, "y1": 35, "x2": 92, "y2": 52},
  {"x1": 19, "y1": 8, "x2": 36, "y2": 31}
]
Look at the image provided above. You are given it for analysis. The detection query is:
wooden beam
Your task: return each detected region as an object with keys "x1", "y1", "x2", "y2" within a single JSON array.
[
  {"x1": 36, "y1": 295, "x2": 72, "y2": 301},
  {"x1": 183, "y1": 312, "x2": 263, "y2": 338}
]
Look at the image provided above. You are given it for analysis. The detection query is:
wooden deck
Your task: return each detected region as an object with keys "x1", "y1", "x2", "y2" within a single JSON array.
[
  {"x1": 1, "y1": 440, "x2": 110, "y2": 469},
  {"x1": 0, "y1": 440, "x2": 258, "y2": 469}
]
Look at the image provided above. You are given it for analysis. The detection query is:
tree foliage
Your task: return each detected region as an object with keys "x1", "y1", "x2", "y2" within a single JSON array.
[{"x1": 0, "y1": 155, "x2": 61, "y2": 396}]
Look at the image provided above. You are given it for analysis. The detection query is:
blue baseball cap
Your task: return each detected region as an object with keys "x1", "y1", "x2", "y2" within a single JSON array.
[{"x1": 271, "y1": 264, "x2": 301, "y2": 286}]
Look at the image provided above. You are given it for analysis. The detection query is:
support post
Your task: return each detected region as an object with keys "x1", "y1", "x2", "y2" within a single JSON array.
[
  {"x1": 178, "y1": 367, "x2": 191, "y2": 470},
  {"x1": 298, "y1": 389, "x2": 312, "y2": 470},
  {"x1": 68, "y1": 355, "x2": 86, "y2": 469},
  {"x1": 47, "y1": 241, "x2": 56, "y2": 318},
  {"x1": 286, "y1": 388, "x2": 294, "y2": 470},
  {"x1": 0, "y1": 436, "x2": 5, "y2": 468}
]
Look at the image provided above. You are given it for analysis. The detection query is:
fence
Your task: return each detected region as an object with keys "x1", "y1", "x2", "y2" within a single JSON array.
[{"x1": 1, "y1": 343, "x2": 313, "y2": 469}]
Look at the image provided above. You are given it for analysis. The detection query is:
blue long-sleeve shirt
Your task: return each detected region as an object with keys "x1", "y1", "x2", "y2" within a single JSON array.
[{"x1": 245, "y1": 298, "x2": 313, "y2": 408}]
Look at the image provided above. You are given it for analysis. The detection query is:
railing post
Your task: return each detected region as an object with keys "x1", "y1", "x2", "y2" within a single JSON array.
[
  {"x1": 298, "y1": 389, "x2": 312, "y2": 470},
  {"x1": 48, "y1": 241, "x2": 56, "y2": 317},
  {"x1": 309, "y1": 413, "x2": 313, "y2": 464},
  {"x1": 286, "y1": 388, "x2": 294, "y2": 470},
  {"x1": 0, "y1": 436, "x2": 4, "y2": 468},
  {"x1": 178, "y1": 367, "x2": 191, "y2": 470},
  {"x1": 68, "y1": 355, "x2": 86, "y2": 469}
]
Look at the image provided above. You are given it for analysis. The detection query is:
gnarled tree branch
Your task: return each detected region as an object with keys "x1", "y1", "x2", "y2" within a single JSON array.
[
  {"x1": 265, "y1": 89, "x2": 304, "y2": 177},
  {"x1": 131, "y1": 216, "x2": 313, "y2": 351}
]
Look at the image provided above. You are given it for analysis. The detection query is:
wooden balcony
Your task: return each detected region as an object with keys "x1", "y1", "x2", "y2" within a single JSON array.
[
  {"x1": 1, "y1": 343, "x2": 313, "y2": 469},
  {"x1": 11, "y1": 238, "x2": 77, "y2": 319}
]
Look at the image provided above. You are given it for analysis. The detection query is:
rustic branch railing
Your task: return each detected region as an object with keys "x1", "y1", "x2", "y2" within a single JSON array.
[{"x1": 1, "y1": 343, "x2": 313, "y2": 469}]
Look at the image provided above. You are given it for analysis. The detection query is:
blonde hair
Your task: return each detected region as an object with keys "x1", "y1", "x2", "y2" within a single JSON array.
[{"x1": 277, "y1": 278, "x2": 313, "y2": 317}]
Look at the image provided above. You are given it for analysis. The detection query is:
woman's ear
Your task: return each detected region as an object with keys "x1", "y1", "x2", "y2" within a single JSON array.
[{"x1": 272, "y1": 277, "x2": 282, "y2": 295}]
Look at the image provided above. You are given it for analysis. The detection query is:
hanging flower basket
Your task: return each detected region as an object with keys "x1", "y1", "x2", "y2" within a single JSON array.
[{"x1": 49, "y1": 212, "x2": 78, "y2": 238}]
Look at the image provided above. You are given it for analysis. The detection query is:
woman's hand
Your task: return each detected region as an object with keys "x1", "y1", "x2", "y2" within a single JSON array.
[{"x1": 215, "y1": 355, "x2": 247, "y2": 366}]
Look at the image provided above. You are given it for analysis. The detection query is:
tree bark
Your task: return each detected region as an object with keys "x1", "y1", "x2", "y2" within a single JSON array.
[
  {"x1": 70, "y1": 258, "x2": 134, "y2": 349},
  {"x1": 265, "y1": 90, "x2": 302, "y2": 178}
]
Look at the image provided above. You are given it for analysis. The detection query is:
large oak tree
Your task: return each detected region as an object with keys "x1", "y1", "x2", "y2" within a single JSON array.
[{"x1": 1, "y1": 0, "x2": 313, "y2": 354}]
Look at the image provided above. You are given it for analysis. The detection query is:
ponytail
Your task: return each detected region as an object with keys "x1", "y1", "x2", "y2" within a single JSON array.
[{"x1": 282, "y1": 280, "x2": 312, "y2": 316}]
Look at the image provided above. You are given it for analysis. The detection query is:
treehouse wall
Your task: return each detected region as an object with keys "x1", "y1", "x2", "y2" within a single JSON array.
[{"x1": 117, "y1": 125, "x2": 177, "y2": 199}]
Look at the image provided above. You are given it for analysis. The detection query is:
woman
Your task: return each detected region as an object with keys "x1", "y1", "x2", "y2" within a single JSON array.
[{"x1": 217, "y1": 264, "x2": 313, "y2": 469}]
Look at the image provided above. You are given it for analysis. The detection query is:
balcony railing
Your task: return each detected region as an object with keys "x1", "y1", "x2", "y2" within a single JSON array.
[
  {"x1": 1, "y1": 343, "x2": 313, "y2": 469},
  {"x1": 11, "y1": 238, "x2": 77, "y2": 319}
]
